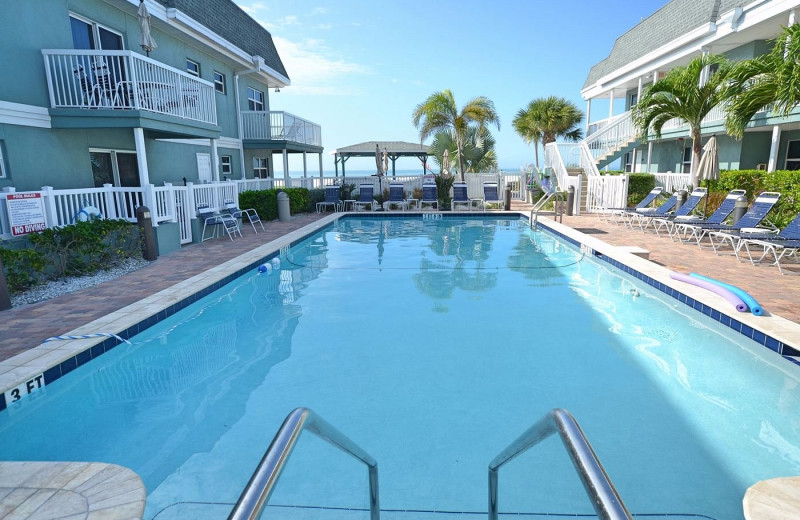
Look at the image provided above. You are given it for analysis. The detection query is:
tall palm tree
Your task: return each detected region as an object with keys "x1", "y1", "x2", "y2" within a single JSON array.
[
  {"x1": 515, "y1": 97, "x2": 583, "y2": 152},
  {"x1": 632, "y1": 54, "x2": 732, "y2": 184},
  {"x1": 512, "y1": 107, "x2": 544, "y2": 168},
  {"x1": 412, "y1": 89, "x2": 500, "y2": 181},
  {"x1": 725, "y1": 24, "x2": 800, "y2": 139},
  {"x1": 430, "y1": 127, "x2": 498, "y2": 174}
]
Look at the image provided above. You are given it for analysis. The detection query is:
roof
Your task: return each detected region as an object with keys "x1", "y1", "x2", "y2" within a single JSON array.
[
  {"x1": 331, "y1": 141, "x2": 430, "y2": 156},
  {"x1": 583, "y1": 0, "x2": 750, "y2": 88},
  {"x1": 156, "y1": 0, "x2": 288, "y2": 80}
]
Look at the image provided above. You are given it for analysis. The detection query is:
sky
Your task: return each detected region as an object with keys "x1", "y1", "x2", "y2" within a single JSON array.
[{"x1": 233, "y1": 0, "x2": 669, "y2": 173}]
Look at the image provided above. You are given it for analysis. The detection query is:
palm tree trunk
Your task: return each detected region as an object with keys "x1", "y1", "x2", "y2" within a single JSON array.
[
  {"x1": 534, "y1": 138, "x2": 540, "y2": 169},
  {"x1": 457, "y1": 135, "x2": 466, "y2": 182},
  {"x1": 691, "y1": 127, "x2": 702, "y2": 186}
]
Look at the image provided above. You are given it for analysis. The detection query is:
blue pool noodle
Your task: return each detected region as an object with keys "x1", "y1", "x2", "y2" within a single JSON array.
[
  {"x1": 689, "y1": 273, "x2": 763, "y2": 316},
  {"x1": 669, "y1": 271, "x2": 748, "y2": 313}
]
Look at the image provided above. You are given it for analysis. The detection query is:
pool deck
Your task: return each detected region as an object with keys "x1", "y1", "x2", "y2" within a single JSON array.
[{"x1": 0, "y1": 204, "x2": 799, "y2": 366}]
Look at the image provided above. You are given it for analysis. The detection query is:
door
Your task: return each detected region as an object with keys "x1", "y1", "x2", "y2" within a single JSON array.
[{"x1": 197, "y1": 154, "x2": 212, "y2": 183}]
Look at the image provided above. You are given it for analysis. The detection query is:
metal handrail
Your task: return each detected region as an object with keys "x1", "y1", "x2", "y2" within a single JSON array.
[
  {"x1": 488, "y1": 408, "x2": 633, "y2": 520},
  {"x1": 228, "y1": 407, "x2": 380, "y2": 520}
]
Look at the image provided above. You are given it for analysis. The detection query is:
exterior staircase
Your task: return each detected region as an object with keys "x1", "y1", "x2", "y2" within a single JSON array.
[
  {"x1": 583, "y1": 110, "x2": 639, "y2": 170},
  {"x1": 566, "y1": 168, "x2": 589, "y2": 209}
]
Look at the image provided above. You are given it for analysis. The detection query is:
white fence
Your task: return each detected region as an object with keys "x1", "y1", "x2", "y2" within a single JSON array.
[
  {"x1": 652, "y1": 173, "x2": 691, "y2": 193},
  {"x1": 585, "y1": 175, "x2": 629, "y2": 213},
  {"x1": 240, "y1": 111, "x2": 322, "y2": 147}
]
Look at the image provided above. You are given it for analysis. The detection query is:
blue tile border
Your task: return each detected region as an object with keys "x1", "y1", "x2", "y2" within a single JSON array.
[
  {"x1": 1, "y1": 214, "x2": 796, "y2": 413},
  {"x1": 534, "y1": 219, "x2": 798, "y2": 366}
]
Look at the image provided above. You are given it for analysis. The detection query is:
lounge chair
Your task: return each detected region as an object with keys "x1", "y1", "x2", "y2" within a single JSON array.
[
  {"x1": 648, "y1": 187, "x2": 707, "y2": 237},
  {"x1": 702, "y1": 192, "x2": 781, "y2": 254},
  {"x1": 197, "y1": 204, "x2": 241, "y2": 241},
  {"x1": 451, "y1": 182, "x2": 473, "y2": 211},
  {"x1": 354, "y1": 184, "x2": 377, "y2": 211},
  {"x1": 385, "y1": 183, "x2": 407, "y2": 211},
  {"x1": 628, "y1": 192, "x2": 679, "y2": 230},
  {"x1": 671, "y1": 189, "x2": 747, "y2": 243},
  {"x1": 317, "y1": 185, "x2": 341, "y2": 213},
  {"x1": 223, "y1": 199, "x2": 264, "y2": 233},
  {"x1": 420, "y1": 182, "x2": 438, "y2": 210},
  {"x1": 607, "y1": 187, "x2": 663, "y2": 223},
  {"x1": 481, "y1": 182, "x2": 504, "y2": 210},
  {"x1": 740, "y1": 212, "x2": 800, "y2": 274}
]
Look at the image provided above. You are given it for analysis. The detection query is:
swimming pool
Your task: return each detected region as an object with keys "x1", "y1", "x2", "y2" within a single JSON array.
[{"x1": 1, "y1": 215, "x2": 799, "y2": 520}]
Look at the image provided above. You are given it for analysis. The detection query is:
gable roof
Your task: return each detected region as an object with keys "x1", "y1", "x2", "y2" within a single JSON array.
[
  {"x1": 583, "y1": 0, "x2": 750, "y2": 88},
  {"x1": 156, "y1": 0, "x2": 288, "y2": 80}
]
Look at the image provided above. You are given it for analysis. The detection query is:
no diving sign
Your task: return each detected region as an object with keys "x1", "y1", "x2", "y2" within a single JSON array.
[{"x1": 6, "y1": 193, "x2": 47, "y2": 236}]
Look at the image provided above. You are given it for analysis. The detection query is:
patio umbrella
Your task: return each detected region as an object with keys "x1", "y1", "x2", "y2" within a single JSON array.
[
  {"x1": 383, "y1": 148, "x2": 389, "y2": 176},
  {"x1": 695, "y1": 135, "x2": 719, "y2": 216},
  {"x1": 442, "y1": 149, "x2": 450, "y2": 174},
  {"x1": 138, "y1": 0, "x2": 157, "y2": 56},
  {"x1": 375, "y1": 144, "x2": 383, "y2": 175}
]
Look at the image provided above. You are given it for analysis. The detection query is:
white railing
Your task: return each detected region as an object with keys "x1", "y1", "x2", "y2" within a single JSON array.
[
  {"x1": 42, "y1": 49, "x2": 217, "y2": 125},
  {"x1": 652, "y1": 172, "x2": 691, "y2": 193},
  {"x1": 544, "y1": 143, "x2": 583, "y2": 215},
  {"x1": 585, "y1": 175, "x2": 629, "y2": 212},
  {"x1": 583, "y1": 110, "x2": 637, "y2": 164},
  {"x1": 240, "y1": 111, "x2": 322, "y2": 147}
]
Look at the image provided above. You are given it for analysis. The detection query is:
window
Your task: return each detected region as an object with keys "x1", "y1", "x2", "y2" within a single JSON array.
[
  {"x1": 0, "y1": 144, "x2": 6, "y2": 179},
  {"x1": 186, "y1": 59, "x2": 200, "y2": 77},
  {"x1": 681, "y1": 146, "x2": 692, "y2": 173},
  {"x1": 89, "y1": 149, "x2": 139, "y2": 187},
  {"x1": 70, "y1": 14, "x2": 123, "y2": 50},
  {"x1": 786, "y1": 140, "x2": 800, "y2": 171},
  {"x1": 623, "y1": 152, "x2": 633, "y2": 173},
  {"x1": 628, "y1": 93, "x2": 638, "y2": 108},
  {"x1": 221, "y1": 155, "x2": 232, "y2": 177},
  {"x1": 213, "y1": 71, "x2": 226, "y2": 94},
  {"x1": 247, "y1": 87, "x2": 264, "y2": 111},
  {"x1": 253, "y1": 157, "x2": 268, "y2": 178}
]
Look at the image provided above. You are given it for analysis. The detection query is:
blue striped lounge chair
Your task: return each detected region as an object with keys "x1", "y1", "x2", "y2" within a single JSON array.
[
  {"x1": 629, "y1": 192, "x2": 679, "y2": 230},
  {"x1": 481, "y1": 182, "x2": 504, "y2": 210},
  {"x1": 386, "y1": 183, "x2": 407, "y2": 211},
  {"x1": 420, "y1": 183, "x2": 438, "y2": 210},
  {"x1": 354, "y1": 184, "x2": 377, "y2": 211},
  {"x1": 740, "y1": 212, "x2": 800, "y2": 274},
  {"x1": 649, "y1": 187, "x2": 707, "y2": 237},
  {"x1": 317, "y1": 185, "x2": 341, "y2": 213},
  {"x1": 451, "y1": 182, "x2": 472, "y2": 211},
  {"x1": 608, "y1": 187, "x2": 663, "y2": 223},
  {"x1": 671, "y1": 189, "x2": 747, "y2": 242},
  {"x1": 704, "y1": 192, "x2": 781, "y2": 255}
]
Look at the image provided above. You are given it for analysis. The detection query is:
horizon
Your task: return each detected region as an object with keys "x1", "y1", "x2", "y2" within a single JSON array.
[{"x1": 232, "y1": 1, "x2": 668, "y2": 173}]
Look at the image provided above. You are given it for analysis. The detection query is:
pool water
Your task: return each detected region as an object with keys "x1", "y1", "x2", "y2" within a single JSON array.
[{"x1": 1, "y1": 216, "x2": 799, "y2": 520}]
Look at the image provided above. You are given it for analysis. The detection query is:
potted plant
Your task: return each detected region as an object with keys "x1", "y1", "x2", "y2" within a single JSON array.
[{"x1": 435, "y1": 173, "x2": 455, "y2": 210}]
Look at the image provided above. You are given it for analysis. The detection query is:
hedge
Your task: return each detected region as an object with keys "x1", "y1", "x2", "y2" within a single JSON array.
[
  {"x1": 711, "y1": 169, "x2": 800, "y2": 228},
  {"x1": 626, "y1": 173, "x2": 657, "y2": 206},
  {"x1": 238, "y1": 188, "x2": 310, "y2": 221}
]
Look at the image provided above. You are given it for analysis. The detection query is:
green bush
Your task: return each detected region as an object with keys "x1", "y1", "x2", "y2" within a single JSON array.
[
  {"x1": 714, "y1": 169, "x2": 800, "y2": 228},
  {"x1": 239, "y1": 188, "x2": 310, "y2": 221},
  {"x1": 435, "y1": 174, "x2": 455, "y2": 208},
  {"x1": 307, "y1": 188, "x2": 325, "y2": 212},
  {"x1": 0, "y1": 246, "x2": 47, "y2": 292},
  {"x1": 626, "y1": 173, "x2": 657, "y2": 206}
]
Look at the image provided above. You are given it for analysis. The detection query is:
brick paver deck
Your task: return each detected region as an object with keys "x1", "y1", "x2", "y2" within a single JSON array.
[{"x1": 0, "y1": 205, "x2": 798, "y2": 363}]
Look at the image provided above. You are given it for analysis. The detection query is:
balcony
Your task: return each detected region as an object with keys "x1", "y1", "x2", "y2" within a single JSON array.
[
  {"x1": 240, "y1": 111, "x2": 322, "y2": 148},
  {"x1": 42, "y1": 49, "x2": 217, "y2": 132}
]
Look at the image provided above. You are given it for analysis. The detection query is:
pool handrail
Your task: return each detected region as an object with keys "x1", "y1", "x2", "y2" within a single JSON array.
[
  {"x1": 227, "y1": 407, "x2": 380, "y2": 520},
  {"x1": 488, "y1": 408, "x2": 633, "y2": 520}
]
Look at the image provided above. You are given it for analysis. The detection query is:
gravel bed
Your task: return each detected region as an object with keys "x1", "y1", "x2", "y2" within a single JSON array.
[{"x1": 10, "y1": 257, "x2": 152, "y2": 308}]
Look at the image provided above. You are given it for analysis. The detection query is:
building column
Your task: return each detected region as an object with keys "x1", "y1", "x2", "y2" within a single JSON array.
[
  {"x1": 768, "y1": 125, "x2": 782, "y2": 172},
  {"x1": 319, "y1": 153, "x2": 324, "y2": 178},
  {"x1": 283, "y1": 149, "x2": 290, "y2": 185},
  {"x1": 586, "y1": 99, "x2": 591, "y2": 133},
  {"x1": 133, "y1": 127, "x2": 151, "y2": 186},
  {"x1": 790, "y1": 9, "x2": 796, "y2": 26},
  {"x1": 646, "y1": 141, "x2": 653, "y2": 174},
  {"x1": 608, "y1": 90, "x2": 614, "y2": 119},
  {"x1": 210, "y1": 139, "x2": 219, "y2": 182}
]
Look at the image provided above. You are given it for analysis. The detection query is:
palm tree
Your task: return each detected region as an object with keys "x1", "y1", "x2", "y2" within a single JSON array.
[
  {"x1": 632, "y1": 54, "x2": 732, "y2": 184},
  {"x1": 515, "y1": 97, "x2": 583, "y2": 152},
  {"x1": 512, "y1": 107, "x2": 544, "y2": 168},
  {"x1": 725, "y1": 24, "x2": 800, "y2": 139},
  {"x1": 430, "y1": 127, "x2": 498, "y2": 174},
  {"x1": 412, "y1": 89, "x2": 500, "y2": 181}
]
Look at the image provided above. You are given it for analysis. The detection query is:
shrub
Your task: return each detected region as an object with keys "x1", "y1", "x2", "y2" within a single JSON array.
[
  {"x1": 715, "y1": 169, "x2": 800, "y2": 227},
  {"x1": 239, "y1": 188, "x2": 310, "y2": 221},
  {"x1": 307, "y1": 189, "x2": 325, "y2": 212},
  {"x1": 0, "y1": 246, "x2": 47, "y2": 292},
  {"x1": 435, "y1": 174, "x2": 455, "y2": 208},
  {"x1": 626, "y1": 173, "x2": 657, "y2": 206}
]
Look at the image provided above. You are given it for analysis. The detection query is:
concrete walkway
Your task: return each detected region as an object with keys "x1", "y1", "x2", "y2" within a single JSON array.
[{"x1": 0, "y1": 205, "x2": 798, "y2": 363}]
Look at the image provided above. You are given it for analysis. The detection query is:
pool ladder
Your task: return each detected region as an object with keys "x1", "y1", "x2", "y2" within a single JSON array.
[
  {"x1": 227, "y1": 407, "x2": 633, "y2": 520},
  {"x1": 530, "y1": 191, "x2": 564, "y2": 230}
]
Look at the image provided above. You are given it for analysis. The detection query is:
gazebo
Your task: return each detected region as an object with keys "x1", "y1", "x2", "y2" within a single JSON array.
[{"x1": 331, "y1": 141, "x2": 431, "y2": 177}]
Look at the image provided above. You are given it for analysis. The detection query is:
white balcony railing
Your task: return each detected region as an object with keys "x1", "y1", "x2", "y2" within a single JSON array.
[
  {"x1": 42, "y1": 49, "x2": 217, "y2": 126},
  {"x1": 240, "y1": 111, "x2": 322, "y2": 147}
]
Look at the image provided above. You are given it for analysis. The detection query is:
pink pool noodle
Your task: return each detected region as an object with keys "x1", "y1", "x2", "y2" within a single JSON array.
[{"x1": 669, "y1": 271, "x2": 749, "y2": 313}]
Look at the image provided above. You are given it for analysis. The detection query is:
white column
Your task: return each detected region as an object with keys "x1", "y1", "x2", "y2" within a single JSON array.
[
  {"x1": 133, "y1": 127, "x2": 150, "y2": 186},
  {"x1": 767, "y1": 125, "x2": 782, "y2": 172},
  {"x1": 283, "y1": 149, "x2": 290, "y2": 185},
  {"x1": 303, "y1": 151, "x2": 308, "y2": 179},
  {"x1": 210, "y1": 139, "x2": 219, "y2": 182},
  {"x1": 699, "y1": 47, "x2": 711, "y2": 86},
  {"x1": 646, "y1": 142, "x2": 653, "y2": 173},
  {"x1": 790, "y1": 9, "x2": 796, "y2": 25},
  {"x1": 636, "y1": 76, "x2": 643, "y2": 103},
  {"x1": 608, "y1": 90, "x2": 614, "y2": 119},
  {"x1": 319, "y1": 153, "x2": 323, "y2": 178},
  {"x1": 586, "y1": 99, "x2": 592, "y2": 133}
]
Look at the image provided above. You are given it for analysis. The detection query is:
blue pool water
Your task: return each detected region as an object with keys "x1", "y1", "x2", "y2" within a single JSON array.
[{"x1": 1, "y1": 216, "x2": 799, "y2": 520}]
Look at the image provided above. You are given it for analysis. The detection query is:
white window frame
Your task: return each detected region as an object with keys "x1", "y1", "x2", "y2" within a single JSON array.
[
  {"x1": 247, "y1": 87, "x2": 264, "y2": 111},
  {"x1": 253, "y1": 157, "x2": 268, "y2": 178},
  {"x1": 0, "y1": 144, "x2": 7, "y2": 179},
  {"x1": 623, "y1": 152, "x2": 632, "y2": 173},
  {"x1": 221, "y1": 155, "x2": 232, "y2": 176},
  {"x1": 786, "y1": 139, "x2": 800, "y2": 171},
  {"x1": 89, "y1": 147, "x2": 137, "y2": 187},
  {"x1": 682, "y1": 146, "x2": 692, "y2": 174},
  {"x1": 213, "y1": 71, "x2": 226, "y2": 94},
  {"x1": 69, "y1": 13, "x2": 125, "y2": 50},
  {"x1": 186, "y1": 59, "x2": 200, "y2": 78}
]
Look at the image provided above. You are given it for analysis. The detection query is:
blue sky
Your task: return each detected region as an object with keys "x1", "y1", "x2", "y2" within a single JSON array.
[{"x1": 233, "y1": 0, "x2": 668, "y2": 173}]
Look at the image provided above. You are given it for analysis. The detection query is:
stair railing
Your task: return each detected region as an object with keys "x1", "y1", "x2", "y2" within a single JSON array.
[
  {"x1": 228, "y1": 408, "x2": 380, "y2": 520},
  {"x1": 583, "y1": 110, "x2": 636, "y2": 164},
  {"x1": 488, "y1": 408, "x2": 633, "y2": 520}
]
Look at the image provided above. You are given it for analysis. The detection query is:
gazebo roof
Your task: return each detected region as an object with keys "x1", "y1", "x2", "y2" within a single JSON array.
[{"x1": 331, "y1": 141, "x2": 430, "y2": 156}]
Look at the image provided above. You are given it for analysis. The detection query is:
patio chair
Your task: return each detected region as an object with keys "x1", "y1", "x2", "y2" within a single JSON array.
[
  {"x1": 385, "y1": 183, "x2": 407, "y2": 211},
  {"x1": 223, "y1": 199, "x2": 264, "y2": 233},
  {"x1": 740, "y1": 212, "x2": 800, "y2": 274},
  {"x1": 704, "y1": 192, "x2": 781, "y2": 255},
  {"x1": 451, "y1": 182, "x2": 473, "y2": 211},
  {"x1": 420, "y1": 183, "x2": 439, "y2": 210},
  {"x1": 607, "y1": 187, "x2": 663, "y2": 223},
  {"x1": 628, "y1": 192, "x2": 679, "y2": 230},
  {"x1": 197, "y1": 204, "x2": 241, "y2": 241},
  {"x1": 671, "y1": 189, "x2": 747, "y2": 243},
  {"x1": 649, "y1": 187, "x2": 707, "y2": 237},
  {"x1": 73, "y1": 64, "x2": 104, "y2": 107},
  {"x1": 317, "y1": 185, "x2": 341, "y2": 213},
  {"x1": 354, "y1": 184, "x2": 377, "y2": 211},
  {"x1": 481, "y1": 182, "x2": 504, "y2": 210}
]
